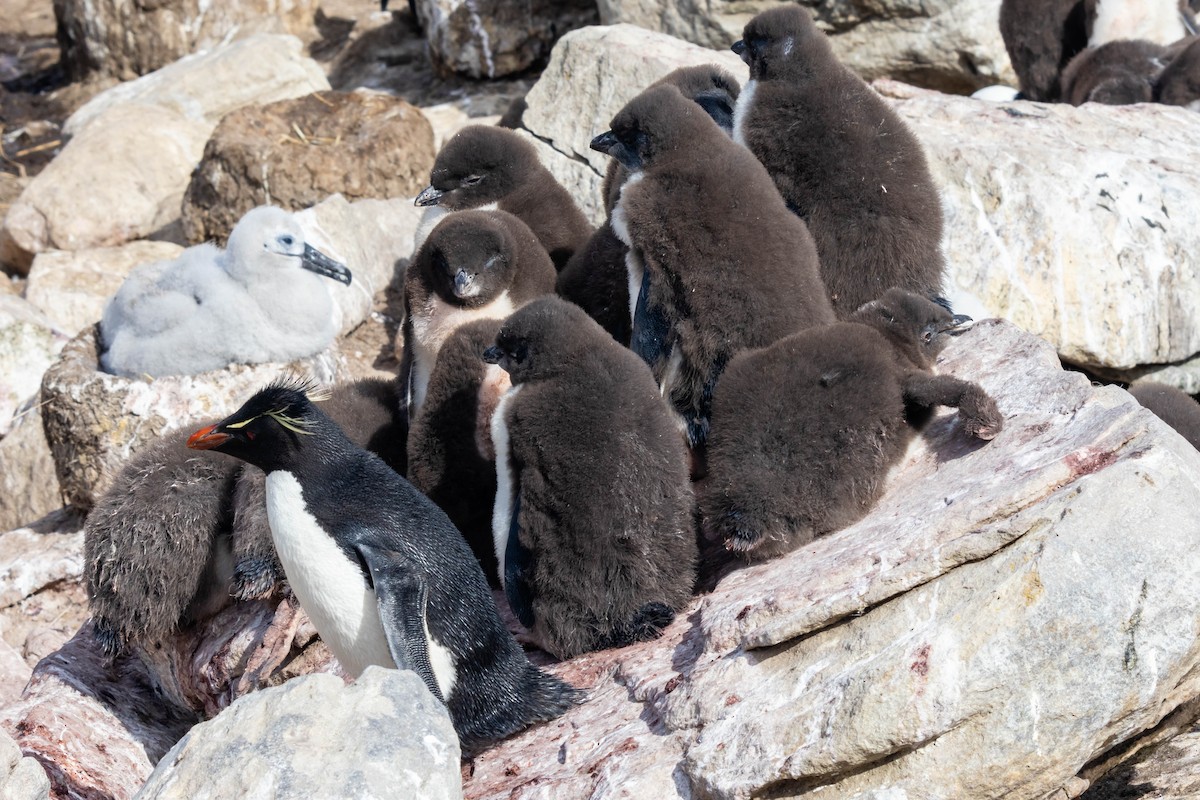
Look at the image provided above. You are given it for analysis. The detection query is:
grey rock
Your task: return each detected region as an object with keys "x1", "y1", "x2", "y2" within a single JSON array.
[
  {"x1": 596, "y1": 0, "x2": 1016, "y2": 93},
  {"x1": 0, "y1": 296, "x2": 66, "y2": 436},
  {"x1": 137, "y1": 668, "x2": 462, "y2": 800},
  {"x1": 0, "y1": 400, "x2": 61, "y2": 534},
  {"x1": 53, "y1": 0, "x2": 319, "y2": 82},
  {"x1": 1083, "y1": 722, "x2": 1200, "y2": 799},
  {"x1": 413, "y1": 0, "x2": 596, "y2": 79},
  {"x1": 39, "y1": 327, "x2": 347, "y2": 511},
  {"x1": 0, "y1": 729, "x2": 49, "y2": 800},
  {"x1": 463, "y1": 320, "x2": 1200, "y2": 799}
]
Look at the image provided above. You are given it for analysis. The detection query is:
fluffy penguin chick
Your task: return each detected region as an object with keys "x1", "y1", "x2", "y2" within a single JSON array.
[
  {"x1": 1060, "y1": 39, "x2": 1167, "y2": 105},
  {"x1": 401, "y1": 209, "x2": 556, "y2": 419},
  {"x1": 84, "y1": 377, "x2": 409, "y2": 658},
  {"x1": 700, "y1": 289, "x2": 1004, "y2": 561},
  {"x1": 1129, "y1": 382, "x2": 1200, "y2": 449},
  {"x1": 732, "y1": 6, "x2": 945, "y2": 317},
  {"x1": 415, "y1": 125, "x2": 592, "y2": 270},
  {"x1": 558, "y1": 65, "x2": 742, "y2": 345},
  {"x1": 99, "y1": 205, "x2": 351, "y2": 378},
  {"x1": 407, "y1": 318, "x2": 508, "y2": 584},
  {"x1": 999, "y1": 0, "x2": 1090, "y2": 101},
  {"x1": 1155, "y1": 36, "x2": 1200, "y2": 108},
  {"x1": 187, "y1": 379, "x2": 577, "y2": 752},
  {"x1": 484, "y1": 297, "x2": 697, "y2": 660},
  {"x1": 592, "y1": 83, "x2": 833, "y2": 450}
]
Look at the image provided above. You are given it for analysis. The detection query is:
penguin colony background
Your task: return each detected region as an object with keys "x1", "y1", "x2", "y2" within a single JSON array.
[{"x1": 83, "y1": 1, "x2": 1200, "y2": 756}]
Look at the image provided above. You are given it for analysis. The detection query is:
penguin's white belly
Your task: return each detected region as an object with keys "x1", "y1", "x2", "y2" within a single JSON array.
[
  {"x1": 732, "y1": 79, "x2": 757, "y2": 147},
  {"x1": 611, "y1": 173, "x2": 645, "y2": 328},
  {"x1": 1090, "y1": 0, "x2": 1184, "y2": 46},
  {"x1": 265, "y1": 471, "x2": 456, "y2": 698},
  {"x1": 410, "y1": 291, "x2": 516, "y2": 415},
  {"x1": 490, "y1": 386, "x2": 522, "y2": 587}
]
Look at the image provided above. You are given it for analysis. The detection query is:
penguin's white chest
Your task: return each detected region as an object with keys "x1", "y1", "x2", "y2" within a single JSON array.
[
  {"x1": 732, "y1": 79, "x2": 757, "y2": 147},
  {"x1": 410, "y1": 291, "x2": 516, "y2": 415},
  {"x1": 611, "y1": 172, "x2": 645, "y2": 327},
  {"x1": 490, "y1": 385, "x2": 522, "y2": 587},
  {"x1": 264, "y1": 472, "x2": 456, "y2": 698}
]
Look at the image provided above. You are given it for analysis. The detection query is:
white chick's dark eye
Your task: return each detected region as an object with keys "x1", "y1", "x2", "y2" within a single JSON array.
[{"x1": 279, "y1": 235, "x2": 295, "y2": 247}]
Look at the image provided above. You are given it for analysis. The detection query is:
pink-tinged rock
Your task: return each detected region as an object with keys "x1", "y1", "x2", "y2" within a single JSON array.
[{"x1": 464, "y1": 320, "x2": 1200, "y2": 800}]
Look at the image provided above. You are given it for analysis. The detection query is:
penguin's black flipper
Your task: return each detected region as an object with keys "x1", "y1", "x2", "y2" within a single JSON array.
[
  {"x1": 630, "y1": 268, "x2": 672, "y2": 369},
  {"x1": 902, "y1": 372, "x2": 1003, "y2": 441},
  {"x1": 359, "y1": 544, "x2": 446, "y2": 704},
  {"x1": 503, "y1": 493, "x2": 536, "y2": 629}
]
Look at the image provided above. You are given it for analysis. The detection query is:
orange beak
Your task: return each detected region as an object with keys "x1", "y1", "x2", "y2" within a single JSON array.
[{"x1": 186, "y1": 424, "x2": 231, "y2": 450}]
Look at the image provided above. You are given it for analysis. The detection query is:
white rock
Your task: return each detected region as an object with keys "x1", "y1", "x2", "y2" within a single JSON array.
[
  {"x1": 25, "y1": 241, "x2": 185, "y2": 336},
  {"x1": 64, "y1": 34, "x2": 330, "y2": 136},
  {"x1": 0, "y1": 729, "x2": 49, "y2": 800},
  {"x1": 882, "y1": 82, "x2": 1200, "y2": 371},
  {"x1": 136, "y1": 668, "x2": 462, "y2": 800},
  {"x1": 3, "y1": 104, "x2": 210, "y2": 255},
  {"x1": 0, "y1": 400, "x2": 61, "y2": 533},
  {"x1": 0, "y1": 296, "x2": 66, "y2": 436}
]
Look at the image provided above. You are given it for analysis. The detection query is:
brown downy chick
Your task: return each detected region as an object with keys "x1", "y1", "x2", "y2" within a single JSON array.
[
  {"x1": 700, "y1": 289, "x2": 1003, "y2": 562},
  {"x1": 486, "y1": 297, "x2": 696, "y2": 659},
  {"x1": 731, "y1": 6, "x2": 947, "y2": 317},
  {"x1": 415, "y1": 125, "x2": 592, "y2": 270}
]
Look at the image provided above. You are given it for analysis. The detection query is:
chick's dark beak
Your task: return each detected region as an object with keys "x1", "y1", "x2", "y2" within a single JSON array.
[
  {"x1": 944, "y1": 313, "x2": 974, "y2": 335},
  {"x1": 415, "y1": 185, "x2": 444, "y2": 207},
  {"x1": 301, "y1": 244, "x2": 352, "y2": 285},
  {"x1": 453, "y1": 269, "x2": 474, "y2": 297},
  {"x1": 482, "y1": 345, "x2": 503, "y2": 365},
  {"x1": 732, "y1": 39, "x2": 746, "y2": 56},
  {"x1": 187, "y1": 424, "x2": 232, "y2": 450},
  {"x1": 589, "y1": 131, "x2": 621, "y2": 157}
]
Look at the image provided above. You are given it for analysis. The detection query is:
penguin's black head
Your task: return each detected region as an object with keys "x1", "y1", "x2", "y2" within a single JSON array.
[
  {"x1": 591, "y1": 85, "x2": 708, "y2": 173},
  {"x1": 852, "y1": 288, "x2": 972, "y2": 369},
  {"x1": 734, "y1": 5, "x2": 823, "y2": 81},
  {"x1": 186, "y1": 378, "x2": 331, "y2": 473},
  {"x1": 653, "y1": 65, "x2": 742, "y2": 134},
  {"x1": 482, "y1": 297, "x2": 592, "y2": 384},
  {"x1": 416, "y1": 210, "x2": 519, "y2": 308},
  {"x1": 415, "y1": 126, "x2": 538, "y2": 210}
]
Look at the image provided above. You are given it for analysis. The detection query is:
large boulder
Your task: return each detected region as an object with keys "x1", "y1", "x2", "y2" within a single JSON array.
[
  {"x1": 181, "y1": 91, "x2": 434, "y2": 244},
  {"x1": 413, "y1": 0, "x2": 597, "y2": 79},
  {"x1": 0, "y1": 401, "x2": 61, "y2": 532},
  {"x1": 0, "y1": 729, "x2": 49, "y2": 800},
  {"x1": 596, "y1": 0, "x2": 1015, "y2": 93},
  {"x1": 52, "y1": 0, "x2": 319, "y2": 82},
  {"x1": 24, "y1": 241, "x2": 185, "y2": 336},
  {"x1": 879, "y1": 82, "x2": 1200, "y2": 375},
  {"x1": 1084, "y1": 722, "x2": 1200, "y2": 799},
  {"x1": 39, "y1": 327, "x2": 347, "y2": 511},
  {"x1": 462, "y1": 320, "x2": 1200, "y2": 799},
  {"x1": 0, "y1": 296, "x2": 67, "y2": 436},
  {"x1": 2, "y1": 35, "x2": 329, "y2": 259},
  {"x1": 137, "y1": 668, "x2": 461, "y2": 800}
]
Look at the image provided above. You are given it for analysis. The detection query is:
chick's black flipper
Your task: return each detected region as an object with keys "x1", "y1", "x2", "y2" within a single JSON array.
[
  {"x1": 503, "y1": 493, "x2": 536, "y2": 629},
  {"x1": 359, "y1": 542, "x2": 445, "y2": 704}
]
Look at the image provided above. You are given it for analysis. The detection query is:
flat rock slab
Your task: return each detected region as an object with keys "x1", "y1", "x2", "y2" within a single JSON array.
[
  {"x1": 0, "y1": 295, "x2": 66, "y2": 436},
  {"x1": 1084, "y1": 722, "x2": 1200, "y2": 800},
  {"x1": 463, "y1": 320, "x2": 1200, "y2": 800},
  {"x1": 137, "y1": 668, "x2": 461, "y2": 800}
]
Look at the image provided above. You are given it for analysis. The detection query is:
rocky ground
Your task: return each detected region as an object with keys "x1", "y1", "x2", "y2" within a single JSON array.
[{"x1": 1, "y1": 0, "x2": 1199, "y2": 798}]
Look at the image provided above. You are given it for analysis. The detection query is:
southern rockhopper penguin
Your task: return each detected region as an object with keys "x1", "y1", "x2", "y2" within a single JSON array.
[
  {"x1": 484, "y1": 297, "x2": 697, "y2": 660},
  {"x1": 699, "y1": 289, "x2": 1004, "y2": 561},
  {"x1": 186, "y1": 378, "x2": 578, "y2": 751},
  {"x1": 84, "y1": 377, "x2": 410, "y2": 659}
]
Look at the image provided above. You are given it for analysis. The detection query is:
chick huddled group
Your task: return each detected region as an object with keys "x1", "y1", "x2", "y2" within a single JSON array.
[
  {"x1": 999, "y1": 0, "x2": 1200, "y2": 107},
  {"x1": 85, "y1": 6, "x2": 1010, "y2": 752}
]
